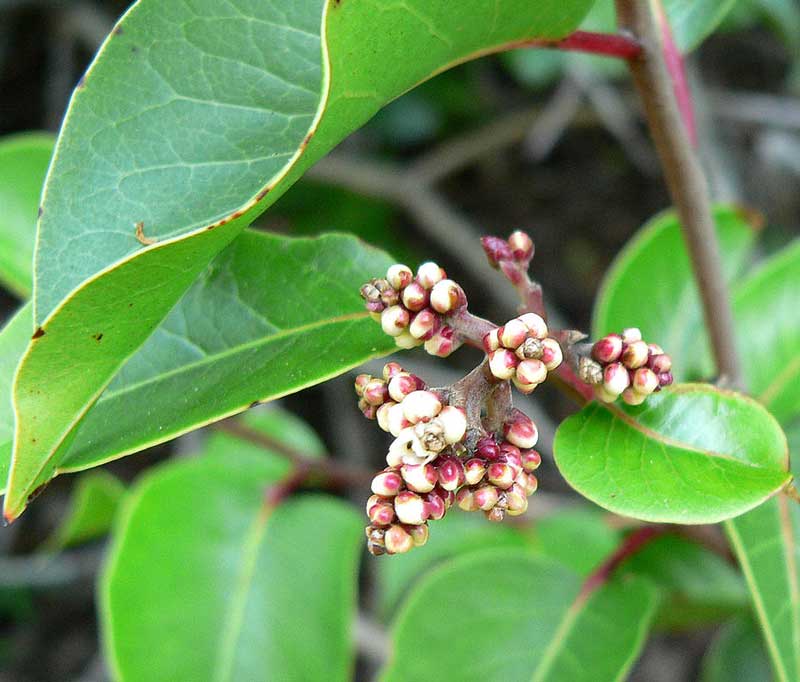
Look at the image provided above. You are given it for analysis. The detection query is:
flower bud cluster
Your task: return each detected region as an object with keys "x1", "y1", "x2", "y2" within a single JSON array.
[
  {"x1": 354, "y1": 362, "x2": 426, "y2": 420},
  {"x1": 360, "y1": 261, "x2": 467, "y2": 357},
  {"x1": 482, "y1": 313, "x2": 563, "y2": 394},
  {"x1": 480, "y1": 230, "x2": 534, "y2": 284},
  {"x1": 580, "y1": 328, "x2": 674, "y2": 405}
]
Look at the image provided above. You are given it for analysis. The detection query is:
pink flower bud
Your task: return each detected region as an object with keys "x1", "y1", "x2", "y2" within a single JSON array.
[
  {"x1": 401, "y1": 463, "x2": 438, "y2": 493},
  {"x1": 485, "y1": 507, "x2": 506, "y2": 522},
  {"x1": 430, "y1": 279, "x2": 466, "y2": 314},
  {"x1": 480, "y1": 235, "x2": 513, "y2": 266},
  {"x1": 365, "y1": 494, "x2": 384, "y2": 515},
  {"x1": 517, "y1": 471, "x2": 539, "y2": 496},
  {"x1": 388, "y1": 373, "x2": 418, "y2": 403},
  {"x1": 409, "y1": 308, "x2": 440, "y2": 340},
  {"x1": 592, "y1": 334, "x2": 623, "y2": 363},
  {"x1": 499, "y1": 444, "x2": 522, "y2": 477},
  {"x1": 632, "y1": 367, "x2": 659, "y2": 395},
  {"x1": 622, "y1": 387, "x2": 647, "y2": 406},
  {"x1": 505, "y1": 484, "x2": 529, "y2": 515},
  {"x1": 394, "y1": 491, "x2": 428, "y2": 525},
  {"x1": 402, "y1": 390, "x2": 443, "y2": 423},
  {"x1": 648, "y1": 353, "x2": 672, "y2": 374},
  {"x1": 401, "y1": 281, "x2": 428, "y2": 311},
  {"x1": 424, "y1": 326, "x2": 460, "y2": 357},
  {"x1": 381, "y1": 306, "x2": 410, "y2": 337},
  {"x1": 368, "y1": 501, "x2": 395, "y2": 526},
  {"x1": 517, "y1": 313, "x2": 548, "y2": 339},
  {"x1": 384, "y1": 524, "x2": 414, "y2": 554},
  {"x1": 508, "y1": 230, "x2": 534, "y2": 263},
  {"x1": 408, "y1": 523, "x2": 429, "y2": 547},
  {"x1": 363, "y1": 378, "x2": 389, "y2": 406},
  {"x1": 435, "y1": 455, "x2": 465, "y2": 491},
  {"x1": 371, "y1": 470, "x2": 404, "y2": 497},
  {"x1": 438, "y1": 405, "x2": 467, "y2": 444},
  {"x1": 376, "y1": 402, "x2": 395, "y2": 432},
  {"x1": 382, "y1": 362, "x2": 404, "y2": 381},
  {"x1": 621, "y1": 327, "x2": 642, "y2": 344},
  {"x1": 603, "y1": 362, "x2": 630, "y2": 396},
  {"x1": 487, "y1": 462, "x2": 516, "y2": 489},
  {"x1": 499, "y1": 319, "x2": 529, "y2": 349},
  {"x1": 521, "y1": 449, "x2": 541, "y2": 472},
  {"x1": 394, "y1": 329, "x2": 423, "y2": 349},
  {"x1": 503, "y1": 412, "x2": 538, "y2": 450},
  {"x1": 621, "y1": 340, "x2": 649, "y2": 369},
  {"x1": 658, "y1": 371, "x2": 673, "y2": 387},
  {"x1": 482, "y1": 328, "x2": 501, "y2": 353},
  {"x1": 358, "y1": 398, "x2": 378, "y2": 419},
  {"x1": 354, "y1": 373, "x2": 371, "y2": 396},
  {"x1": 387, "y1": 403, "x2": 411, "y2": 437},
  {"x1": 423, "y1": 491, "x2": 446, "y2": 520},
  {"x1": 416, "y1": 262, "x2": 446, "y2": 289},
  {"x1": 386, "y1": 264, "x2": 413, "y2": 290},
  {"x1": 515, "y1": 359, "x2": 547, "y2": 386},
  {"x1": 647, "y1": 343, "x2": 664, "y2": 356},
  {"x1": 433, "y1": 485, "x2": 455, "y2": 509},
  {"x1": 489, "y1": 349, "x2": 518, "y2": 380},
  {"x1": 500, "y1": 260, "x2": 522, "y2": 285},
  {"x1": 476, "y1": 436, "x2": 501, "y2": 461},
  {"x1": 464, "y1": 458, "x2": 487, "y2": 485},
  {"x1": 474, "y1": 485, "x2": 500, "y2": 510},
  {"x1": 540, "y1": 338, "x2": 563, "y2": 370},
  {"x1": 456, "y1": 487, "x2": 479, "y2": 512}
]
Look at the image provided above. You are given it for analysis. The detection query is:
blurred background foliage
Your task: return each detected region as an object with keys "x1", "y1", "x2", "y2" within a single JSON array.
[{"x1": 0, "y1": 1, "x2": 798, "y2": 680}]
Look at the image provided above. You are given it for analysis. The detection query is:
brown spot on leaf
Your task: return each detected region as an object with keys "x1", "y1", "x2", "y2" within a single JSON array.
[
  {"x1": 27, "y1": 482, "x2": 49, "y2": 504},
  {"x1": 135, "y1": 221, "x2": 157, "y2": 245},
  {"x1": 32, "y1": 327, "x2": 45, "y2": 339},
  {"x1": 113, "y1": 25, "x2": 124, "y2": 36},
  {"x1": 92, "y1": 333, "x2": 104, "y2": 342},
  {"x1": 256, "y1": 187, "x2": 270, "y2": 201},
  {"x1": 249, "y1": 400, "x2": 261, "y2": 409},
  {"x1": 38, "y1": 206, "x2": 43, "y2": 218}
]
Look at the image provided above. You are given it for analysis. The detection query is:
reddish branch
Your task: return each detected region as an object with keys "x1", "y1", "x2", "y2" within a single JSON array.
[{"x1": 549, "y1": 30, "x2": 643, "y2": 60}]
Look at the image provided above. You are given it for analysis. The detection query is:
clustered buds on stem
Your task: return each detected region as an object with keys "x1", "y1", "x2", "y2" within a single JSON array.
[
  {"x1": 577, "y1": 328, "x2": 674, "y2": 405},
  {"x1": 359, "y1": 364, "x2": 542, "y2": 555},
  {"x1": 360, "y1": 261, "x2": 467, "y2": 357},
  {"x1": 483, "y1": 313, "x2": 563, "y2": 394},
  {"x1": 357, "y1": 231, "x2": 675, "y2": 555}
]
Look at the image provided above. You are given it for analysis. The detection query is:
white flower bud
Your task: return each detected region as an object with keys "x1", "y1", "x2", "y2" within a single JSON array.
[
  {"x1": 482, "y1": 328, "x2": 501, "y2": 353},
  {"x1": 394, "y1": 329, "x2": 423, "y2": 349},
  {"x1": 401, "y1": 281, "x2": 428, "y2": 311},
  {"x1": 380, "y1": 305, "x2": 410, "y2": 337},
  {"x1": 517, "y1": 313, "x2": 548, "y2": 339},
  {"x1": 394, "y1": 491, "x2": 428, "y2": 525},
  {"x1": 499, "y1": 319, "x2": 528, "y2": 349},
  {"x1": 438, "y1": 405, "x2": 467, "y2": 444},
  {"x1": 515, "y1": 359, "x2": 547, "y2": 386},
  {"x1": 540, "y1": 338, "x2": 563, "y2": 371},
  {"x1": 371, "y1": 470, "x2": 403, "y2": 497},
  {"x1": 386, "y1": 263, "x2": 413, "y2": 290},
  {"x1": 622, "y1": 387, "x2": 647, "y2": 406},
  {"x1": 416, "y1": 262, "x2": 445, "y2": 289},
  {"x1": 408, "y1": 308, "x2": 439, "y2": 340},
  {"x1": 488, "y1": 349, "x2": 518, "y2": 380},
  {"x1": 621, "y1": 327, "x2": 642, "y2": 344},
  {"x1": 376, "y1": 401, "x2": 395, "y2": 432},
  {"x1": 400, "y1": 464, "x2": 438, "y2": 493},
  {"x1": 402, "y1": 390, "x2": 443, "y2": 423},
  {"x1": 388, "y1": 373, "x2": 418, "y2": 403},
  {"x1": 621, "y1": 340, "x2": 649, "y2": 369},
  {"x1": 603, "y1": 362, "x2": 630, "y2": 396},
  {"x1": 384, "y1": 524, "x2": 414, "y2": 554},
  {"x1": 387, "y1": 402, "x2": 411, "y2": 437},
  {"x1": 430, "y1": 279, "x2": 465, "y2": 314},
  {"x1": 632, "y1": 367, "x2": 659, "y2": 395},
  {"x1": 594, "y1": 385, "x2": 619, "y2": 403}
]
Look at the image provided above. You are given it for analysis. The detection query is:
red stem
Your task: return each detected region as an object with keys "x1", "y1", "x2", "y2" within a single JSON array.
[{"x1": 551, "y1": 30, "x2": 643, "y2": 60}]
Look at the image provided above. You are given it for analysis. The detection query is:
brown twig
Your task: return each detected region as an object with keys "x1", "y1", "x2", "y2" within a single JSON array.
[{"x1": 616, "y1": 0, "x2": 743, "y2": 388}]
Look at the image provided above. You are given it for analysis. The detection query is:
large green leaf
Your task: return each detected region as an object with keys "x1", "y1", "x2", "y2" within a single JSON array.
[
  {"x1": 592, "y1": 205, "x2": 758, "y2": 381},
  {"x1": 0, "y1": 133, "x2": 54, "y2": 298},
  {"x1": 102, "y1": 450, "x2": 362, "y2": 681},
  {"x1": 382, "y1": 550, "x2": 658, "y2": 682},
  {"x1": 0, "y1": 305, "x2": 32, "y2": 487},
  {"x1": 554, "y1": 384, "x2": 790, "y2": 523},
  {"x1": 8, "y1": 0, "x2": 595, "y2": 520},
  {"x1": 700, "y1": 617, "x2": 773, "y2": 682}
]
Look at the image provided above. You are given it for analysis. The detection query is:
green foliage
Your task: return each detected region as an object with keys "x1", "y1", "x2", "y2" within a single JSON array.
[
  {"x1": 383, "y1": 550, "x2": 659, "y2": 681},
  {"x1": 700, "y1": 617, "x2": 773, "y2": 682},
  {"x1": 0, "y1": 304, "x2": 32, "y2": 488},
  {"x1": 0, "y1": 133, "x2": 54, "y2": 298}
]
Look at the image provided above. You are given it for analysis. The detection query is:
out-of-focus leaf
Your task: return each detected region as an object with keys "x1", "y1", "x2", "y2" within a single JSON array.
[
  {"x1": 700, "y1": 616, "x2": 774, "y2": 682},
  {"x1": 382, "y1": 550, "x2": 659, "y2": 682},
  {"x1": 554, "y1": 384, "x2": 790, "y2": 524},
  {"x1": 0, "y1": 133, "x2": 53, "y2": 297}
]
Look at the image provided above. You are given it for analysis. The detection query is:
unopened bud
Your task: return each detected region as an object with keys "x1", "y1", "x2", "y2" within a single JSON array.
[
  {"x1": 417, "y1": 262, "x2": 446, "y2": 289},
  {"x1": 394, "y1": 491, "x2": 428, "y2": 525},
  {"x1": 632, "y1": 367, "x2": 658, "y2": 395},
  {"x1": 376, "y1": 402, "x2": 395, "y2": 432},
  {"x1": 384, "y1": 524, "x2": 414, "y2": 554},
  {"x1": 371, "y1": 470, "x2": 404, "y2": 497},
  {"x1": 409, "y1": 308, "x2": 440, "y2": 340},
  {"x1": 424, "y1": 326, "x2": 460, "y2": 357},
  {"x1": 366, "y1": 526, "x2": 386, "y2": 556},
  {"x1": 499, "y1": 319, "x2": 529, "y2": 349},
  {"x1": 505, "y1": 484, "x2": 529, "y2": 516},
  {"x1": 621, "y1": 340, "x2": 649, "y2": 369},
  {"x1": 423, "y1": 491, "x2": 446, "y2": 520},
  {"x1": 489, "y1": 348, "x2": 518, "y2": 380},
  {"x1": 516, "y1": 359, "x2": 547, "y2": 386},
  {"x1": 503, "y1": 412, "x2": 538, "y2": 449},
  {"x1": 456, "y1": 487, "x2": 479, "y2": 512},
  {"x1": 354, "y1": 373, "x2": 371, "y2": 396},
  {"x1": 407, "y1": 523, "x2": 429, "y2": 547},
  {"x1": 387, "y1": 403, "x2": 411, "y2": 437},
  {"x1": 368, "y1": 501, "x2": 395, "y2": 526},
  {"x1": 658, "y1": 371, "x2": 673, "y2": 387},
  {"x1": 435, "y1": 455, "x2": 465, "y2": 491},
  {"x1": 594, "y1": 385, "x2": 619, "y2": 403},
  {"x1": 438, "y1": 405, "x2": 467, "y2": 444},
  {"x1": 386, "y1": 264, "x2": 413, "y2": 290},
  {"x1": 621, "y1": 327, "x2": 642, "y2": 344},
  {"x1": 603, "y1": 362, "x2": 630, "y2": 396},
  {"x1": 401, "y1": 463, "x2": 438, "y2": 493},
  {"x1": 521, "y1": 449, "x2": 542, "y2": 472},
  {"x1": 498, "y1": 443, "x2": 522, "y2": 476},
  {"x1": 648, "y1": 353, "x2": 672, "y2": 374},
  {"x1": 430, "y1": 279, "x2": 466, "y2": 314},
  {"x1": 474, "y1": 485, "x2": 500, "y2": 510},
  {"x1": 483, "y1": 328, "x2": 501, "y2": 353},
  {"x1": 540, "y1": 338, "x2": 563, "y2": 370},
  {"x1": 363, "y1": 378, "x2": 389, "y2": 406},
  {"x1": 578, "y1": 357, "x2": 604, "y2": 385},
  {"x1": 647, "y1": 343, "x2": 664, "y2": 356},
  {"x1": 464, "y1": 458, "x2": 487, "y2": 485},
  {"x1": 518, "y1": 313, "x2": 548, "y2": 339},
  {"x1": 401, "y1": 281, "x2": 428, "y2": 311},
  {"x1": 622, "y1": 387, "x2": 647, "y2": 406},
  {"x1": 403, "y1": 390, "x2": 443, "y2": 423},
  {"x1": 394, "y1": 329, "x2": 423, "y2": 349},
  {"x1": 481, "y1": 235, "x2": 513, "y2": 266},
  {"x1": 487, "y1": 462, "x2": 516, "y2": 489},
  {"x1": 476, "y1": 436, "x2": 501, "y2": 461},
  {"x1": 508, "y1": 230, "x2": 534, "y2": 263},
  {"x1": 592, "y1": 334, "x2": 623, "y2": 363},
  {"x1": 388, "y1": 373, "x2": 418, "y2": 403},
  {"x1": 358, "y1": 398, "x2": 378, "y2": 419},
  {"x1": 433, "y1": 485, "x2": 455, "y2": 509}
]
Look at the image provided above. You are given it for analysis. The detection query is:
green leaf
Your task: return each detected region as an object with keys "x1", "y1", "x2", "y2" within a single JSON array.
[
  {"x1": 700, "y1": 616, "x2": 774, "y2": 682},
  {"x1": 554, "y1": 384, "x2": 790, "y2": 524},
  {"x1": 42, "y1": 470, "x2": 125, "y2": 550},
  {"x1": 102, "y1": 451, "x2": 362, "y2": 681},
  {"x1": 382, "y1": 550, "x2": 658, "y2": 682},
  {"x1": 592, "y1": 205, "x2": 759, "y2": 381},
  {"x1": 734, "y1": 240, "x2": 800, "y2": 425},
  {"x1": 376, "y1": 513, "x2": 529, "y2": 620},
  {"x1": 0, "y1": 133, "x2": 54, "y2": 298},
  {"x1": 9, "y1": 231, "x2": 395, "y2": 496},
  {"x1": 0, "y1": 304, "x2": 33, "y2": 488},
  {"x1": 725, "y1": 498, "x2": 800, "y2": 682},
  {"x1": 10, "y1": 0, "x2": 595, "y2": 520}
]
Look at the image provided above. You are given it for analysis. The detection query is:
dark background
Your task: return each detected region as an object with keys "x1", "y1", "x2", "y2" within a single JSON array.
[{"x1": 1, "y1": 1, "x2": 798, "y2": 680}]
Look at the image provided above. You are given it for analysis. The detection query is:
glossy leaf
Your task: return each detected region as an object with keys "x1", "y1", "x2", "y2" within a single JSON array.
[
  {"x1": 102, "y1": 451, "x2": 361, "y2": 681},
  {"x1": 592, "y1": 205, "x2": 758, "y2": 381},
  {"x1": 0, "y1": 304, "x2": 32, "y2": 488},
  {"x1": 0, "y1": 133, "x2": 53, "y2": 297},
  {"x1": 734, "y1": 240, "x2": 800, "y2": 425},
  {"x1": 383, "y1": 550, "x2": 658, "y2": 682},
  {"x1": 8, "y1": 231, "x2": 394, "y2": 499},
  {"x1": 700, "y1": 617, "x2": 774, "y2": 682},
  {"x1": 9, "y1": 0, "x2": 595, "y2": 520},
  {"x1": 554, "y1": 384, "x2": 790, "y2": 523},
  {"x1": 43, "y1": 470, "x2": 125, "y2": 550},
  {"x1": 377, "y1": 513, "x2": 529, "y2": 619}
]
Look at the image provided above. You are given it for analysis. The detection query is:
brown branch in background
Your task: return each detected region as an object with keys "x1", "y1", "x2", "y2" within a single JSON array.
[{"x1": 616, "y1": 0, "x2": 743, "y2": 388}]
